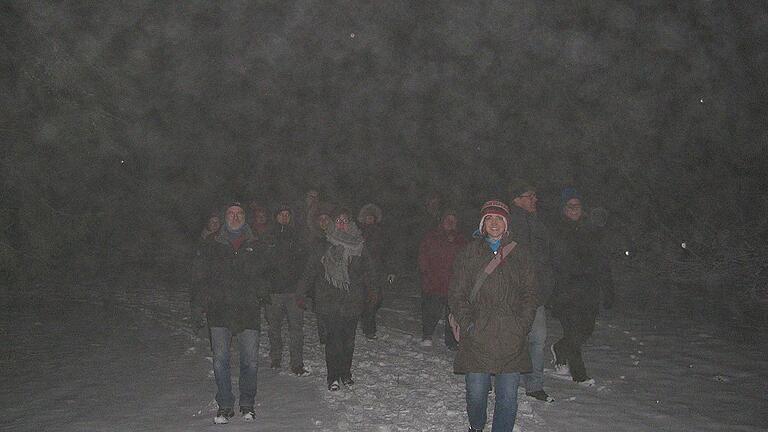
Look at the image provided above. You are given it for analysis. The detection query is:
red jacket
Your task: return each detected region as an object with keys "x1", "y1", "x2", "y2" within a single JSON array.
[{"x1": 418, "y1": 227, "x2": 467, "y2": 296}]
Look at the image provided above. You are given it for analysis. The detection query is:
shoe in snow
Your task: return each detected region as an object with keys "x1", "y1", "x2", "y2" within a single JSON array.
[
  {"x1": 328, "y1": 380, "x2": 340, "y2": 391},
  {"x1": 214, "y1": 407, "x2": 235, "y2": 424},
  {"x1": 526, "y1": 390, "x2": 555, "y2": 403},
  {"x1": 292, "y1": 365, "x2": 311, "y2": 377},
  {"x1": 575, "y1": 377, "x2": 595, "y2": 387},
  {"x1": 365, "y1": 333, "x2": 378, "y2": 340},
  {"x1": 341, "y1": 376, "x2": 354, "y2": 386},
  {"x1": 240, "y1": 406, "x2": 255, "y2": 422},
  {"x1": 420, "y1": 338, "x2": 433, "y2": 347}
]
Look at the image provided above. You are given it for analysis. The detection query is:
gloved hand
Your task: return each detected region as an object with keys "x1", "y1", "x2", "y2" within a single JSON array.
[
  {"x1": 295, "y1": 294, "x2": 307, "y2": 310},
  {"x1": 448, "y1": 313, "x2": 461, "y2": 342}
]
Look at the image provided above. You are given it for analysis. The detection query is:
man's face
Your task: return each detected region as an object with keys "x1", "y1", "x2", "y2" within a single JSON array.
[
  {"x1": 306, "y1": 190, "x2": 319, "y2": 206},
  {"x1": 564, "y1": 198, "x2": 583, "y2": 222},
  {"x1": 335, "y1": 213, "x2": 350, "y2": 232},
  {"x1": 276, "y1": 210, "x2": 291, "y2": 226},
  {"x1": 225, "y1": 207, "x2": 245, "y2": 231},
  {"x1": 483, "y1": 214, "x2": 506, "y2": 239},
  {"x1": 513, "y1": 191, "x2": 538, "y2": 214},
  {"x1": 317, "y1": 214, "x2": 332, "y2": 231},
  {"x1": 441, "y1": 214, "x2": 458, "y2": 231},
  {"x1": 254, "y1": 210, "x2": 268, "y2": 225},
  {"x1": 207, "y1": 216, "x2": 221, "y2": 233},
  {"x1": 363, "y1": 214, "x2": 376, "y2": 226}
]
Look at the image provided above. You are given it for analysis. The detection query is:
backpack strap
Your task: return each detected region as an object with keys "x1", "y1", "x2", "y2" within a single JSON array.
[{"x1": 469, "y1": 241, "x2": 518, "y2": 303}]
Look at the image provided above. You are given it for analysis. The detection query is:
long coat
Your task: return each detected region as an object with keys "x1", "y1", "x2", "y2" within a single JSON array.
[
  {"x1": 298, "y1": 238, "x2": 379, "y2": 317},
  {"x1": 201, "y1": 226, "x2": 270, "y2": 333},
  {"x1": 448, "y1": 236, "x2": 538, "y2": 374},
  {"x1": 418, "y1": 227, "x2": 467, "y2": 297}
]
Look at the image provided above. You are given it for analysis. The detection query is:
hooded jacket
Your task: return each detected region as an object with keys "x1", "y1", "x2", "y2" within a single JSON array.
[{"x1": 448, "y1": 236, "x2": 537, "y2": 374}]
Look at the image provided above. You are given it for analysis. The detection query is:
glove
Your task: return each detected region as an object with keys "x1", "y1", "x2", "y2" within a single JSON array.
[{"x1": 295, "y1": 295, "x2": 307, "y2": 310}]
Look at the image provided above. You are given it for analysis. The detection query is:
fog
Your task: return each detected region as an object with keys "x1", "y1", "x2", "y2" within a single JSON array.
[{"x1": 1, "y1": 2, "x2": 766, "y2": 308}]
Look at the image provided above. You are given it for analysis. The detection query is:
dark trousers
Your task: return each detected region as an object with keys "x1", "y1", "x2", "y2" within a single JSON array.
[
  {"x1": 421, "y1": 293, "x2": 457, "y2": 348},
  {"x1": 552, "y1": 305, "x2": 597, "y2": 381},
  {"x1": 321, "y1": 314, "x2": 359, "y2": 384},
  {"x1": 360, "y1": 297, "x2": 381, "y2": 336}
]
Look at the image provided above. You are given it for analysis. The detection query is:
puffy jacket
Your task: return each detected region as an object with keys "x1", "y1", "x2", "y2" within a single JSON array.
[
  {"x1": 448, "y1": 236, "x2": 537, "y2": 374},
  {"x1": 418, "y1": 227, "x2": 467, "y2": 296}
]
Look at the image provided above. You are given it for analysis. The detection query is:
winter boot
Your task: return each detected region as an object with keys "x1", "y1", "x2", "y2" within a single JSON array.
[
  {"x1": 526, "y1": 390, "x2": 555, "y2": 403},
  {"x1": 341, "y1": 375, "x2": 355, "y2": 387},
  {"x1": 292, "y1": 365, "x2": 311, "y2": 377},
  {"x1": 214, "y1": 407, "x2": 235, "y2": 424},
  {"x1": 328, "y1": 380, "x2": 341, "y2": 391},
  {"x1": 240, "y1": 406, "x2": 255, "y2": 422}
]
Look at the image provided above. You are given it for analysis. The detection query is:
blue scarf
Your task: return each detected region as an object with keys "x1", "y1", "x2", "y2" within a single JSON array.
[{"x1": 485, "y1": 237, "x2": 501, "y2": 253}]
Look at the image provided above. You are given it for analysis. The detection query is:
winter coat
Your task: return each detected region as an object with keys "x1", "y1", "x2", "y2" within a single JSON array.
[
  {"x1": 448, "y1": 236, "x2": 538, "y2": 374},
  {"x1": 418, "y1": 227, "x2": 467, "y2": 297},
  {"x1": 201, "y1": 225, "x2": 271, "y2": 333},
  {"x1": 298, "y1": 238, "x2": 379, "y2": 317},
  {"x1": 549, "y1": 217, "x2": 614, "y2": 315},
  {"x1": 506, "y1": 205, "x2": 555, "y2": 306},
  {"x1": 264, "y1": 224, "x2": 307, "y2": 294}
]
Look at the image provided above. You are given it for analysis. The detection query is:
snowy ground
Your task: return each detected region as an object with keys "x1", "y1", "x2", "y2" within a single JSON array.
[{"x1": 1, "y1": 265, "x2": 766, "y2": 431}]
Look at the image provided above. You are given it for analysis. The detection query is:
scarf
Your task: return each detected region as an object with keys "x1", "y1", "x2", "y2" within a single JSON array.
[{"x1": 321, "y1": 223, "x2": 365, "y2": 292}]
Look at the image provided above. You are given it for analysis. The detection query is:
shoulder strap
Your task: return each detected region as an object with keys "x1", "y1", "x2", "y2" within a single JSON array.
[{"x1": 469, "y1": 241, "x2": 518, "y2": 303}]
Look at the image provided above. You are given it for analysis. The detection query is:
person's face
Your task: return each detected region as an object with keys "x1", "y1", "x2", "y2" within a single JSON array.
[
  {"x1": 441, "y1": 214, "x2": 458, "y2": 231},
  {"x1": 317, "y1": 214, "x2": 332, "y2": 231},
  {"x1": 483, "y1": 214, "x2": 506, "y2": 239},
  {"x1": 207, "y1": 216, "x2": 221, "y2": 233},
  {"x1": 276, "y1": 210, "x2": 291, "y2": 226},
  {"x1": 364, "y1": 214, "x2": 376, "y2": 226},
  {"x1": 306, "y1": 190, "x2": 319, "y2": 206},
  {"x1": 513, "y1": 191, "x2": 538, "y2": 214},
  {"x1": 564, "y1": 198, "x2": 583, "y2": 222},
  {"x1": 335, "y1": 213, "x2": 350, "y2": 232},
  {"x1": 254, "y1": 210, "x2": 268, "y2": 225},
  {"x1": 225, "y1": 207, "x2": 245, "y2": 230}
]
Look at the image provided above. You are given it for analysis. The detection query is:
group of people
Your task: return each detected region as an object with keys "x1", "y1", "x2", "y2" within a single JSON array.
[{"x1": 190, "y1": 182, "x2": 614, "y2": 431}]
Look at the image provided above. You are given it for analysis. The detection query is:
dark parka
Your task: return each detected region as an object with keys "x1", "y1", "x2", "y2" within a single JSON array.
[
  {"x1": 506, "y1": 205, "x2": 555, "y2": 306},
  {"x1": 448, "y1": 236, "x2": 538, "y2": 374},
  {"x1": 264, "y1": 222, "x2": 307, "y2": 294},
  {"x1": 549, "y1": 217, "x2": 614, "y2": 315},
  {"x1": 201, "y1": 225, "x2": 270, "y2": 333},
  {"x1": 298, "y1": 238, "x2": 379, "y2": 317}
]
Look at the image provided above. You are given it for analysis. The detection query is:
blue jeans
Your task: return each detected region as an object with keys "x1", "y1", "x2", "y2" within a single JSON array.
[
  {"x1": 522, "y1": 306, "x2": 547, "y2": 392},
  {"x1": 210, "y1": 327, "x2": 260, "y2": 408},
  {"x1": 465, "y1": 372, "x2": 520, "y2": 431}
]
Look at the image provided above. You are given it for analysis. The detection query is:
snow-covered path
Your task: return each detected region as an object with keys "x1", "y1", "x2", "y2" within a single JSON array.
[{"x1": 1, "y1": 268, "x2": 766, "y2": 431}]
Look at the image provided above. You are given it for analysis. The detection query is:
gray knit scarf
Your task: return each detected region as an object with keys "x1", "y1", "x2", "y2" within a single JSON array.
[{"x1": 321, "y1": 223, "x2": 364, "y2": 292}]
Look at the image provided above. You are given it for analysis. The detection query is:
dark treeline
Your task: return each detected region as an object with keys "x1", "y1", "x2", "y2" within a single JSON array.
[{"x1": 1, "y1": 1, "x2": 766, "y2": 309}]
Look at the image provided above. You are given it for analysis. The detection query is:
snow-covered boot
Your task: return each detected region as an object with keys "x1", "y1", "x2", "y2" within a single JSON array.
[
  {"x1": 214, "y1": 407, "x2": 235, "y2": 424},
  {"x1": 240, "y1": 406, "x2": 255, "y2": 422},
  {"x1": 328, "y1": 380, "x2": 340, "y2": 391}
]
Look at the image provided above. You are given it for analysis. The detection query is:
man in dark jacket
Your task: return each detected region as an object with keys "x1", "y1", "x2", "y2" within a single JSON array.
[
  {"x1": 448, "y1": 200, "x2": 537, "y2": 432},
  {"x1": 265, "y1": 204, "x2": 310, "y2": 376},
  {"x1": 550, "y1": 189, "x2": 615, "y2": 385},
  {"x1": 296, "y1": 208, "x2": 379, "y2": 391},
  {"x1": 196, "y1": 202, "x2": 270, "y2": 424},
  {"x1": 508, "y1": 180, "x2": 555, "y2": 403},
  {"x1": 357, "y1": 203, "x2": 386, "y2": 340}
]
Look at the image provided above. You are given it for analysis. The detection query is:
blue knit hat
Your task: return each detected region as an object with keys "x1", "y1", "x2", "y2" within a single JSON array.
[{"x1": 560, "y1": 188, "x2": 581, "y2": 208}]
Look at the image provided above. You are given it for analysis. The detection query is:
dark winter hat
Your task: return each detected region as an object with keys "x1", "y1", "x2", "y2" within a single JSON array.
[
  {"x1": 275, "y1": 203, "x2": 292, "y2": 215},
  {"x1": 509, "y1": 179, "x2": 536, "y2": 199},
  {"x1": 226, "y1": 201, "x2": 244, "y2": 214},
  {"x1": 560, "y1": 188, "x2": 582, "y2": 208},
  {"x1": 478, "y1": 200, "x2": 510, "y2": 234}
]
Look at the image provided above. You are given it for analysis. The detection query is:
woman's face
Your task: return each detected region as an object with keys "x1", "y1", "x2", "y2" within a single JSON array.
[
  {"x1": 483, "y1": 214, "x2": 506, "y2": 239},
  {"x1": 335, "y1": 213, "x2": 350, "y2": 232},
  {"x1": 564, "y1": 198, "x2": 583, "y2": 222}
]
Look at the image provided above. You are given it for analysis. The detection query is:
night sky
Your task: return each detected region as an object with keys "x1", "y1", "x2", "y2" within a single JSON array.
[{"x1": 1, "y1": 1, "x2": 766, "y2": 273}]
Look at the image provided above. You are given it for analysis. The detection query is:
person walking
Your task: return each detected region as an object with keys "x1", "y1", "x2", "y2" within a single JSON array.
[
  {"x1": 508, "y1": 180, "x2": 556, "y2": 403},
  {"x1": 264, "y1": 204, "x2": 311, "y2": 376},
  {"x1": 296, "y1": 208, "x2": 379, "y2": 391},
  {"x1": 417, "y1": 209, "x2": 467, "y2": 349},
  {"x1": 549, "y1": 188, "x2": 615, "y2": 385},
  {"x1": 448, "y1": 200, "x2": 537, "y2": 432},
  {"x1": 357, "y1": 203, "x2": 386, "y2": 340},
  {"x1": 197, "y1": 202, "x2": 271, "y2": 424}
]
